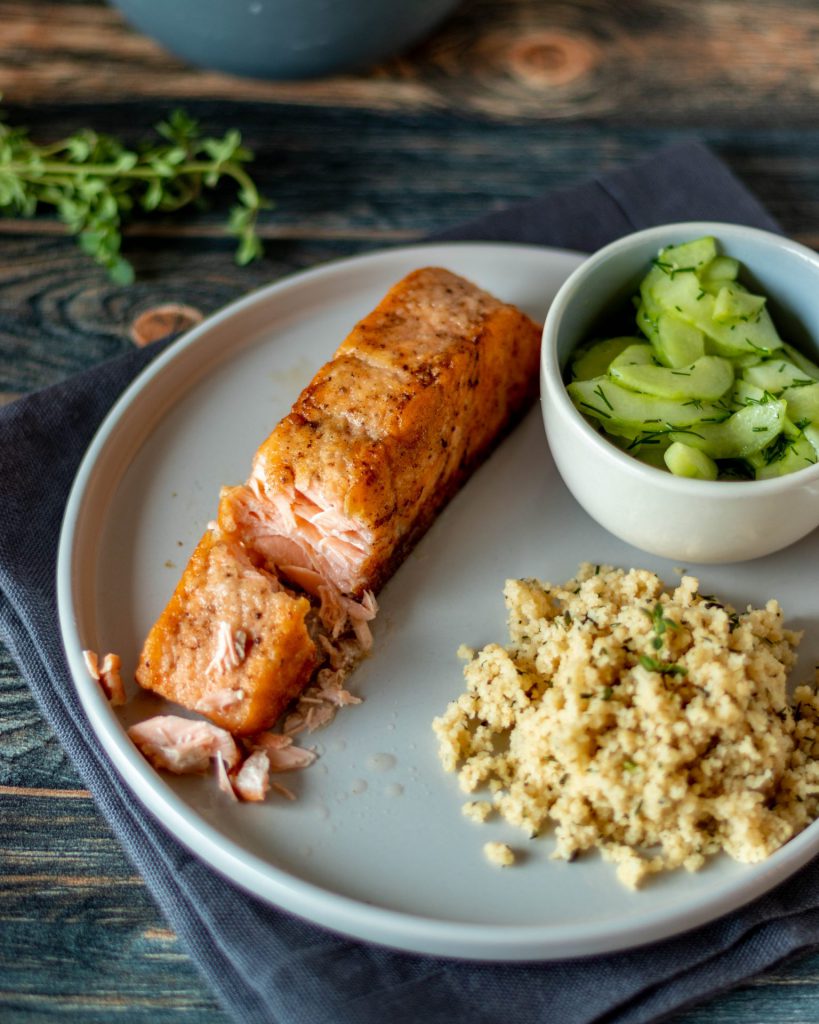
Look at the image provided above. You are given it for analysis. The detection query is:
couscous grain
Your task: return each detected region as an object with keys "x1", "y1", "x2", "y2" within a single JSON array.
[
  {"x1": 484, "y1": 841, "x2": 515, "y2": 867},
  {"x1": 433, "y1": 564, "x2": 819, "y2": 888}
]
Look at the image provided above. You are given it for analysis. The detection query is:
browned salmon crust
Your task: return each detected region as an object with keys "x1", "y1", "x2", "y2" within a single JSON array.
[
  {"x1": 136, "y1": 268, "x2": 541, "y2": 734},
  {"x1": 220, "y1": 267, "x2": 542, "y2": 597},
  {"x1": 135, "y1": 531, "x2": 317, "y2": 735}
]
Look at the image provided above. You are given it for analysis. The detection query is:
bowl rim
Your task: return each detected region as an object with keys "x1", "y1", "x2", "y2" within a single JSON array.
[{"x1": 541, "y1": 220, "x2": 819, "y2": 496}]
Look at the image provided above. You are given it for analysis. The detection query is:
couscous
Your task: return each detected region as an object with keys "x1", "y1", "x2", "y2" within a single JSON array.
[
  {"x1": 433, "y1": 564, "x2": 819, "y2": 888},
  {"x1": 483, "y1": 841, "x2": 516, "y2": 867}
]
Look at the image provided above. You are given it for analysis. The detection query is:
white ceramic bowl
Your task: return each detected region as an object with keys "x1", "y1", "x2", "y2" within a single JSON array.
[{"x1": 541, "y1": 222, "x2": 819, "y2": 563}]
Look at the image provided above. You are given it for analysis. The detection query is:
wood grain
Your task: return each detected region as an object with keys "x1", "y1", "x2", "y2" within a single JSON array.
[
  {"x1": 0, "y1": 0, "x2": 818, "y2": 124},
  {"x1": 0, "y1": 100, "x2": 817, "y2": 395},
  {"x1": 0, "y1": 647, "x2": 228, "y2": 1023}
]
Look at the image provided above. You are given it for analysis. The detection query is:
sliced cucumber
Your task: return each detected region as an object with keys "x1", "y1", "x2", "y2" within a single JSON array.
[
  {"x1": 609, "y1": 401, "x2": 784, "y2": 460},
  {"x1": 701, "y1": 305, "x2": 783, "y2": 356},
  {"x1": 655, "y1": 313, "x2": 706, "y2": 368},
  {"x1": 571, "y1": 337, "x2": 640, "y2": 381},
  {"x1": 664, "y1": 441, "x2": 719, "y2": 480},
  {"x1": 611, "y1": 434, "x2": 671, "y2": 469},
  {"x1": 743, "y1": 359, "x2": 814, "y2": 393},
  {"x1": 781, "y1": 342, "x2": 819, "y2": 380},
  {"x1": 730, "y1": 378, "x2": 768, "y2": 408},
  {"x1": 642, "y1": 265, "x2": 703, "y2": 319},
  {"x1": 681, "y1": 400, "x2": 786, "y2": 460},
  {"x1": 783, "y1": 381, "x2": 819, "y2": 426},
  {"x1": 567, "y1": 377, "x2": 727, "y2": 430},
  {"x1": 644, "y1": 268, "x2": 782, "y2": 356},
  {"x1": 749, "y1": 429, "x2": 819, "y2": 479},
  {"x1": 804, "y1": 424, "x2": 819, "y2": 456},
  {"x1": 713, "y1": 348, "x2": 764, "y2": 371},
  {"x1": 701, "y1": 255, "x2": 739, "y2": 285},
  {"x1": 636, "y1": 301, "x2": 661, "y2": 346},
  {"x1": 609, "y1": 355, "x2": 734, "y2": 401},
  {"x1": 713, "y1": 283, "x2": 766, "y2": 323},
  {"x1": 566, "y1": 235, "x2": 815, "y2": 481},
  {"x1": 656, "y1": 237, "x2": 718, "y2": 273},
  {"x1": 608, "y1": 343, "x2": 656, "y2": 371}
]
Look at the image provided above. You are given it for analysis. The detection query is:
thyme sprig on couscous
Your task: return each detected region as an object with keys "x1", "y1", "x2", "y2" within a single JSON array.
[{"x1": 433, "y1": 564, "x2": 819, "y2": 888}]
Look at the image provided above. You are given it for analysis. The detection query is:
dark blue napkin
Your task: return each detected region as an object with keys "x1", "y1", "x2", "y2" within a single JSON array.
[{"x1": 3, "y1": 141, "x2": 813, "y2": 1024}]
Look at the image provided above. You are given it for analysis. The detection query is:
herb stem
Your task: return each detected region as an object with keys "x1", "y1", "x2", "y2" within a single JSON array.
[{"x1": 0, "y1": 108, "x2": 268, "y2": 280}]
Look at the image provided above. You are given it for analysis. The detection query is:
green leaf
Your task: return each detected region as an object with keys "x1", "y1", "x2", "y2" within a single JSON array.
[
  {"x1": 638, "y1": 654, "x2": 687, "y2": 677},
  {"x1": 228, "y1": 204, "x2": 252, "y2": 231},
  {"x1": 108, "y1": 257, "x2": 135, "y2": 285},
  {"x1": 142, "y1": 178, "x2": 164, "y2": 211},
  {"x1": 156, "y1": 109, "x2": 199, "y2": 144},
  {"x1": 66, "y1": 134, "x2": 93, "y2": 162},
  {"x1": 236, "y1": 230, "x2": 263, "y2": 266},
  {"x1": 113, "y1": 151, "x2": 139, "y2": 173}
]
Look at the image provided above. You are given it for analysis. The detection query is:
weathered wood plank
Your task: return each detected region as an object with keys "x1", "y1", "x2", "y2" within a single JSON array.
[
  {"x1": 0, "y1": 102, "x2": 817, "y2": 396},
  {"x1": 0, "y1": 785, "x2": 90, "y2": 798},
  {"x1": 0, "y1": 757, "x2": 228, "y2": 1022},
  {"x1": 2, "y1": 102, "x2": 819, "y2": 239},
  {"x1": 0, "y1": 0, "x2": 817, "y2": 124},
  {"x1": 675, "y1": 951, "x2": 819, "y2": 1023}
]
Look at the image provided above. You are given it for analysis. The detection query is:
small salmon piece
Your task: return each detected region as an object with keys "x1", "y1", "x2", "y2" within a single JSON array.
[
  {"x1": 83, "y1": 649, "x2": 127, "y2": 706},
  {"x1": 281, "y1": 700, "x2": 342, "y2": 737},
  {"x1": 251, "y1": 732, "x2": 318, "y2": 771},
  {"x1": 136, "y1": 531, "x2": 317, "y2": 735},
  {"x1": 128, "y1": 715, "x2": 240, "y2": 774},
  {"x1": 99, "y1": 653, "x2": 127, "y2": 706},
  {"x1": 82, "y1": 650, "x2": 100, "y2": 679},
  {"x1": 234, "y1": 750, "x2": 271, "y2": 802},
  {"x1": 214, "y1": 752, "x2": 239, "y2": 801},
  {"x1": 314, "y1": 672, "x2": 361, "y2": 708}
]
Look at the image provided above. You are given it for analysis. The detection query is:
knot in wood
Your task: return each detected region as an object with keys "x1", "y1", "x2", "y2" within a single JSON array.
[
  {"x1": 130, "y1": 304, "x2": 204, "y2": 347},
  {"x1": 507, "y1": 31, "x2": 598, "y2": 87}
]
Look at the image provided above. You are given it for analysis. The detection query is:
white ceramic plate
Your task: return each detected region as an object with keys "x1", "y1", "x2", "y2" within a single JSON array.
[{"x1": 58, "y1": 242, "x2": 819, "y2": 961}]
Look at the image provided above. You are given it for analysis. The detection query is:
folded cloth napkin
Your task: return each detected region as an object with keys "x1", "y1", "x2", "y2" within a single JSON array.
[{"x1": 1, "y1": 140, "x2": 813, "y2": 1024}]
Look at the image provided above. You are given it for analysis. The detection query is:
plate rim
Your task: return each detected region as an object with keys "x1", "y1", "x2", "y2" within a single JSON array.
[{"x1": 56, "y1": 240, "x2": 819, "y2": 961}]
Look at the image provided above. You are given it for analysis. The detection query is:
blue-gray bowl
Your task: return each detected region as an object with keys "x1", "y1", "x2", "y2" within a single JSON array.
[{"x1": 111, "y1": 0, "x2": 461, "y2": 79}]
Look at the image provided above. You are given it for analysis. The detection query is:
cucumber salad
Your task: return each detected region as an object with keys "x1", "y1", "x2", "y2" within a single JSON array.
[{"x1": 567, "y1": 236, "x2": 819, "y2": 481}]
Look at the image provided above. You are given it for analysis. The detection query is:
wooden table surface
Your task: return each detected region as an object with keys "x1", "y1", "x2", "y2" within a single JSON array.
[{"x1": 2, "y1": 1, "x2": 819, "y2": 1020}]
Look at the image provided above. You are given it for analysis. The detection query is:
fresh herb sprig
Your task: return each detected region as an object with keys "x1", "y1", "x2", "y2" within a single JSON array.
[
  {"x1": 0, "y1": 108, "x2": 269, "y2": 283},
  {"x1": 638, "y1": 654, "x2": 688, "y2": 677},
  {"x1": 637, "y1": 602, "x2": 687, "y2": 676},
  {"x1": 642, "y1": 601, "x2": 681, "y2": 650}
]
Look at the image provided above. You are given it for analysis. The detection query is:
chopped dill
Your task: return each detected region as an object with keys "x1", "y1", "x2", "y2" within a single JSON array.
[
  {"x1": 579, "y1": 401, "x2": 612, "y2": 420},
  {"x1": 593, "y1": 384, "x2": 614, "y2": 411}
]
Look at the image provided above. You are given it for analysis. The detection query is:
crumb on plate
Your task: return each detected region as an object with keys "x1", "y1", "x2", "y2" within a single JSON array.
[
  {"x1": 483, "y1": 841, "x2": 515, "y2": 867},
  {"x1": 462, "y1": 800, "x2": 493, "y2": 823}
]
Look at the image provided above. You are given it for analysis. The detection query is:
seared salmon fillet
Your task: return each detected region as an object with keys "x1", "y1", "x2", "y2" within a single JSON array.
[
  {"x1": 220, "y1": 267, "x2": 542, "y2": 598},
  {"x1": 135, "y1": 530, "x2": 317, "y2": 734},
  {"x1": 136, "y1": 267, "x2": 541, "y2": 738}
]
